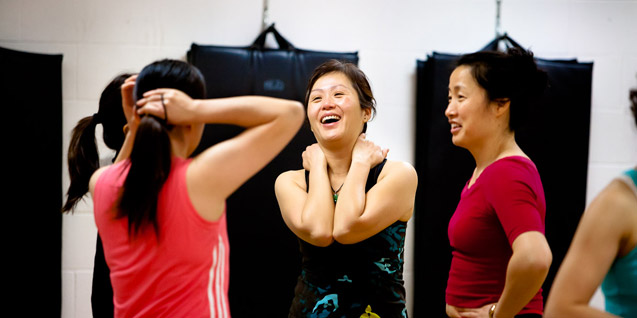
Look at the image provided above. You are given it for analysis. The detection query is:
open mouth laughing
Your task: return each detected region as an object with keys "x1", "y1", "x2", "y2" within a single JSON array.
[{"x1": 321, "y1": 115, "x2": 341, "y2": 124}]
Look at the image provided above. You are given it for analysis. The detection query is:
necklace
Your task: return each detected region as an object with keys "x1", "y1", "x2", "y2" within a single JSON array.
[{"x1": 331, "y1": 183, "x2": 344, "y2": 203}]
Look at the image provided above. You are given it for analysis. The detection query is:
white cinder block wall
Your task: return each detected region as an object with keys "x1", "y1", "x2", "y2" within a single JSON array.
[{"x1": 1, "y1": 0, "x2": 636, "y2": 317}]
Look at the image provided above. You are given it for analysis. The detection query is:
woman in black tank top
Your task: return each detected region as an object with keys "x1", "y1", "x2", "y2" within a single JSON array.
[{"x1": 275, "y1": 60, "x2": 418, "y2": 318}]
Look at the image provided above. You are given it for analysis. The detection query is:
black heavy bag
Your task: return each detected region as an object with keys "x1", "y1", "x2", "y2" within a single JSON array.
[
  {"x1": 187, "y1": 24, "x2": 358, "y2": 317},
  {"x1": 1, "y1": 46, "x2": 63, "y2": 316},
  {"x1": 413, "y1": 35, "x2": 593, "y2": 317}
]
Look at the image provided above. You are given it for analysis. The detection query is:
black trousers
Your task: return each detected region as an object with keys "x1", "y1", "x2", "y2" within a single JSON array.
[{"x1": 91, "y1": 234, "x2": 114, "y2": 318}]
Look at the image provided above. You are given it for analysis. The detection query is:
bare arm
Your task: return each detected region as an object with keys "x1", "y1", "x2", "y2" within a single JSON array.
[
  {"x1": 545, "y1": 180, "x2": 637, "y2": 318},
  {"x1": 332, "y1": 135, "x2": 417, "y2": 244},
  {"x1": 275, "y1": 170, "x2": 335, "y2": 246},
  {"x1": 492, "y1": 231, "x2": 552, "y2": 318},
  {"x1": 446, "y1": 231, "x2": 552, "y2": 318},
  {"x1": 114, "y1": 75, "x2": 138, "y2": 164},
  {"x1": 138, "y1": 89, "x2": 304, "y2": 221},
  {"x1": 275, "y1": 144, "x2": 336, "y2": 247}
]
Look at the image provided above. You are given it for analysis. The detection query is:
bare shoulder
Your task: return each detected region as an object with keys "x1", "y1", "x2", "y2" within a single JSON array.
[
  {"x1": 275, "y1": 169, "x2": 307, "y2": 192},
  {"x1": 89, "y1": 165, "x2": 111, "y2": 195},
  {"x1": 583, "y1": 179, "x2": 637, "y2": 249},
  {"x1": 379, "y1": 160, "x2": 418, "y2": 183},
  {"x1": 592, "y1": 179, "x2": 637, "y2": 220}
]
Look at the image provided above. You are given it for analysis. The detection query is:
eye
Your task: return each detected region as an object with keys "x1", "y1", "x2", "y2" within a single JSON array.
[
  {"x1": 311, "y1": 96, "x2": 322, "y2": 102},
  {"x1": 334, "y1": 92, "x2": 344, "y2": 97},
  {"x1": 448, "y1": 95, "x2": 452, "y2": 103}
]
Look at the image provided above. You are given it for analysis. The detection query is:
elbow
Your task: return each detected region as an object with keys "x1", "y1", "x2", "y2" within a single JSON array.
[
  {"x1": 299, "y1": 223, "x2": 334, "y2": 247},
  {"x1": 537, "y1": 246, "x2": 553, "y2": 273},
  {"x1": 332, "y1": 217, "x2": 371, "y2": 244},
  {"x1": 287, "y1": 101, "x2": 305, "y2": 127},
  {"x1": 307, "y1": 231, "x2": 333, "y2": 247},
  {"x1": 332, "y1": 226, "x2": 359, "y2": 245},
  {"x1": 543, "y1": 303, "x2": 562, "y2": 318},
  {"x1": 525, "y1": 247, "x2": 553, "y2": 277},
  {"x1": 544, "y1": 300, "x2": 574, "y2": 318},
  {"x1": 332, "y1": 231, "x2": 349, "y2": 244}
]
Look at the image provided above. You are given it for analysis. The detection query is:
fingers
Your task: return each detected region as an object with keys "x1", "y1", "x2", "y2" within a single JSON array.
[
  {"x1": 136, "y1": 99, "x2": 165, "y2": 119},
  {"x1": 135, "y1": 92, "x2": 164, "y2": 107},
  {"x1": 124, "y1": 74, "x2": 137, "y2": 83},
  {"x1": 120, "y1": 77, "x2": 138, "y2": 125},
  {"x1": 142, "y1": 88, "x2": 171, "y2": 98},
  {"x1": 446, "y1": 304, "x2": 462, "y2": 318},
  {"x1": 121, "y1": 81, "x2": 136, "y2": 89}
]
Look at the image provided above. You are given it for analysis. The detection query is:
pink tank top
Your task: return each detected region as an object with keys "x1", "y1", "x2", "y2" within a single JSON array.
[{"x1": 93, "y1": 157, "x2": 230, "y2": 318}]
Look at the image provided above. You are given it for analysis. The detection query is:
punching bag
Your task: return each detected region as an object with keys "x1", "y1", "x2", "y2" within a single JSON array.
[
  {"x1": 187, "y1": 24, "x2": 358, "y2": 317},
  {"x1": 1, "y1": 46, "x2": 63, "y2": 317},
  {"x1": 412, "y1": 35, "x2": 593, "y2": 317}
]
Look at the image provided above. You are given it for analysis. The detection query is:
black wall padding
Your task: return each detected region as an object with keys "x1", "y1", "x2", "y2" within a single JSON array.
[
  {"x1": 187, "y1": 24, "x2": 358, "y2": 317},
  {"x1": 413, "y1": 51, "x2": 592, "y2": 317},
  {"x1": 1, "y1": 46, "x2": 63, "y2": 316}
]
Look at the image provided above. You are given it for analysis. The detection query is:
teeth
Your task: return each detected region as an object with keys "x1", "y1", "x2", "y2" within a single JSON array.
[
  {"x1": 321, "y1": 115, "x2": 341, "y2": 124},
  {"x1": 451, "y1": 123, "x2": 460, "y2": 129}
]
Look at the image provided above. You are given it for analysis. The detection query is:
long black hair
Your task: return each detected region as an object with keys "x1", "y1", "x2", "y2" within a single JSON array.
[
  {"x1": 456, "y1": 48, "x2": 548, "y2": 132},
  {"x1": 62, "y1": 73, "x2": 132, "y2": 213},
  {"x1": 117, "y1": 59, "x2": 205, "y2": 238}
]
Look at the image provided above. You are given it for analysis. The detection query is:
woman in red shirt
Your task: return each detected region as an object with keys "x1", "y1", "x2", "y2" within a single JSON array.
[{"x1": 444, "y1": 48, "x2": 552, "y2": 318}]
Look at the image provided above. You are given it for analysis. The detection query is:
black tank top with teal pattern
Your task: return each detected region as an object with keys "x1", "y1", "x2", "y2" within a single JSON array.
[{"x1": 289, "y1": 159, "x2": 408, "y2": 318}]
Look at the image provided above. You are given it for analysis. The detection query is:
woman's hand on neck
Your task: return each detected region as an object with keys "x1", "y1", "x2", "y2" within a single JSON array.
[{"x1": 319, "y1": 138, "x2": 357, "y2": 178}]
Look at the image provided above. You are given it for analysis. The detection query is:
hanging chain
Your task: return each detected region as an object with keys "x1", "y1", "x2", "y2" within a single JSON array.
[
  {"x1": 495, "y1": 0, "x2": 503, "y2": 38},
  {"x1": 262, "y1": 0, "x2": 270, "y2": 31}
]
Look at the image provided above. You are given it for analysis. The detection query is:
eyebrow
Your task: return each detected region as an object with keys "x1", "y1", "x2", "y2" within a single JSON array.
[
  {"x1": 311, "y1": 84, "x2": 350, "y2": 93},
  {"x1": 448, "y1": 84, "x2": 465, "y2": 92}
]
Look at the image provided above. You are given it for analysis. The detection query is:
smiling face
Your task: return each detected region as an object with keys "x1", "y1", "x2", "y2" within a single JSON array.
[
  {"x1": 445, "y1": 65, "x2": 502, "y2": 150},
  {"x1": 307, "y1": 71, "x2": 370, "y2": 145}
]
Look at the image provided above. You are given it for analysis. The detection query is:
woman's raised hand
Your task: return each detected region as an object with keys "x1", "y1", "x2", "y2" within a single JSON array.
[
  {"x1": 352, "y1": 134, "x2": 388, "y2": 167},
  {"x1": 120, "y1": 74, "x2": 138, "y2": 129},
  {"x1": 136, "y1": 88, "x2": 198, "y2": 125},
  {"x1": 302, "y1": 143, "x2": 327, "y2": 172}
]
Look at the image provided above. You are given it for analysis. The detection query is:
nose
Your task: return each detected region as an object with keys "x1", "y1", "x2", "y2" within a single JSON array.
[
  {"x1": 445, "y1": 99, "x2": 456, "y2": 119},
  {"x1": 321, "y1": 95, "x2": 336, "y2": 110}
]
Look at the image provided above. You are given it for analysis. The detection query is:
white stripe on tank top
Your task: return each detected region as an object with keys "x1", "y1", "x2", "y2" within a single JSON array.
[{"x1": 208, "y1": 234, "x2": 228, "y2": 318}]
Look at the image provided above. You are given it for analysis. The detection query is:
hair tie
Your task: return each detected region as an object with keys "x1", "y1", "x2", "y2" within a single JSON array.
[
  {"x1": 160, "y1": 94, "x2": 168, "y2": 124},
  {"x1": 92, "y1": 112, "x2": 102, "y2": 124}
]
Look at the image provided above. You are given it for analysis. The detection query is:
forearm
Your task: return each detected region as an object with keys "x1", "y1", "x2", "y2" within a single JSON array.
[
  {"x1": 192, "y1": 96, "x2": 303, "y2": 128},
  {"x1": 333, "y1": 161, "x2": 370, "y2": 239},
  {"x1": 114, "y1": 127, "x2": 136, "y2": 163},
  {"x1": 545, "y1": 300, "x2": 619, "y2": 318},
  {"x1": 299, "y1": 166, "x2": 335, "y2": 246},
  {"x1": 495, "y1": 252, "x2": 550, "y2": 318}
]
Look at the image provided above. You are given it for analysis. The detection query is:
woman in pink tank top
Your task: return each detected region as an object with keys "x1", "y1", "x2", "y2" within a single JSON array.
[{"x1": 87, "y1": 59, "x2": 304, "y2": 318}]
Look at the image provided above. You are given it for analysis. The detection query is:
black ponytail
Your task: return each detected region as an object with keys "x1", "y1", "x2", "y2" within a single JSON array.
[
  {"x1": 62, "y1": 115, "x2": 101, "y2": 213},
  {"x1": 117, "y1": 115, "x2": 172, "y2": 237},
  {"x1": 116, "y1": 59, "x2": 205, "y2": 238},
  {"x1": 62, "y1": 74, "x2": 131, "y2": 213}
]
